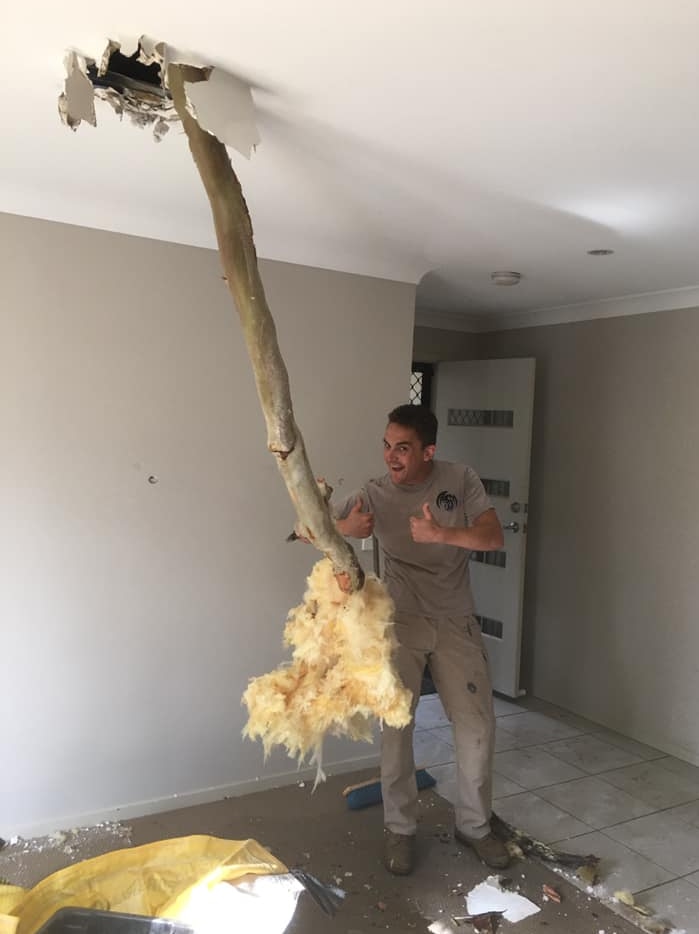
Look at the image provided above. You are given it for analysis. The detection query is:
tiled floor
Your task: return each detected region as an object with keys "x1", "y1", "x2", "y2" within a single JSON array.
[{"x1": 416, "y1": 692, "x2": 699, "y2": 932}]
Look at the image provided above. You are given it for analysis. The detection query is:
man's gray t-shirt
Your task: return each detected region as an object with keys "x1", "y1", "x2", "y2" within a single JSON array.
[{"x1": 334, "y1": 460, "x2": 492, "y2": 617}]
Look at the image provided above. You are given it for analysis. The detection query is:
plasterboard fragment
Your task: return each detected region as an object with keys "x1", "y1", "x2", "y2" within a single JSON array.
[
  {"x1": 136, "y1": 35, "x2": 169, "y2": 70},
  {"x1": 58, "y1": 51, "x2": 96, "y2": 130},
  {"x1": 466, "y1": 876, "x2": 540, "y2": 924},
  {"x1": 98, "y1": 39, "x2": 122, "y2": 77},
  {"x1": 183, "y1": 67, "x2": 260, "y2": 158}
]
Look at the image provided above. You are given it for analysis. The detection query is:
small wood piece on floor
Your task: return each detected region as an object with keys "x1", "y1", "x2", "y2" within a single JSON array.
[{"x1": 542, "y1": 883, "x2": 562, "y2": 903}]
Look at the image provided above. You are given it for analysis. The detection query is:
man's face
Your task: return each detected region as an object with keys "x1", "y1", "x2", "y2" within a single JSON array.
[{"x1": 383, "y1": 422, "x2": 435, "y2": 485}]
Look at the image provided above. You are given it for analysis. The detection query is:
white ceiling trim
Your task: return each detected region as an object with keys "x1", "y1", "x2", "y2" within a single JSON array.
[{"x1": 416, "y1": 283, "x2": 699, "y2": 334}]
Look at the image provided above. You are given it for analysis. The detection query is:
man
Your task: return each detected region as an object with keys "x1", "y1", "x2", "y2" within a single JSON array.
[{"x1": 333, "y1": 404, "x2": 509, "y2": 875}]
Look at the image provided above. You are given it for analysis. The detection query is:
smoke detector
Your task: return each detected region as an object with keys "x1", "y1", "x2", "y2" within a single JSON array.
[{"x1": 491, "y1": 270, "x2": 522, "y2": 286}]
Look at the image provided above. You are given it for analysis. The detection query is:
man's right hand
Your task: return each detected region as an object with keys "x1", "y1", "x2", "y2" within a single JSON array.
[{"x1": 337, "y1": 497, "x2": 375, "y2": 539}]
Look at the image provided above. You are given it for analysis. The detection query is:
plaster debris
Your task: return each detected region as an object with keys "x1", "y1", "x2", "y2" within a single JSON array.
[
  {"x1": 466, "y1": 876, "x2": 540, "y2": 924},
  {"x1": 0, "y1": 822, "x2": 131, "y2": 888},
  {"x1": 613, "y1": 889, "x2": 652, "y2": 916},
  {"x1": 428, "y1": 922, "x2": 458, "y2": 934},
  {"x1": 58, "y1": 36, "x2": 260, "y2": 155}
]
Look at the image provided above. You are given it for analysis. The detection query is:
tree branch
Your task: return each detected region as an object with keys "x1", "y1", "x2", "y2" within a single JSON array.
[{"x1": 167, "y1": 63, "x2": 364, "y2": 592}]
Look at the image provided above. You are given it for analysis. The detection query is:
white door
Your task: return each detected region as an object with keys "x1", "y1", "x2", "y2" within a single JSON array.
[{"x1": 433, "y1": 358, "x2": 535, "y2": 697}]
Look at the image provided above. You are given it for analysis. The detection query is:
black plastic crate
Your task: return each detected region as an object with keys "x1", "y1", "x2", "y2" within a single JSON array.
[{"x1": 37, "y1": 908, "x2": 194, "y2": 934}]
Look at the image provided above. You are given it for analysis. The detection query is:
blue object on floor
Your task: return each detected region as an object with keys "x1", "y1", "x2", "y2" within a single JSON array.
[{"x1": 344, "y1": 768, "x2": 436, "y2": 810}]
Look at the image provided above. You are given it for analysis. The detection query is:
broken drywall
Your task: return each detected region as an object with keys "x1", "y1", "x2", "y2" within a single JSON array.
[
  {"x1": 58, "y1": 51, "x2": 97, "y2": 129},
  {"x1": 58, "y1": 36, "x2": 260, "y2": 155}
]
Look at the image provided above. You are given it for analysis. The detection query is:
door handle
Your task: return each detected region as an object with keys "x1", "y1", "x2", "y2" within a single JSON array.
[{"x1": 503, "y1": 521, "x2": 520, "y2": 533}]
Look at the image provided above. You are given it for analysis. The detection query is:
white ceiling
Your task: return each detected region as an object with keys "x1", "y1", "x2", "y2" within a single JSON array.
[{"x1": 5, "y1": 1, "x2": 699, "y2": 329}]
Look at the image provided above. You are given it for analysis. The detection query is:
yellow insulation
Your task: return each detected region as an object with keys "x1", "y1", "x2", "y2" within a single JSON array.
[{"x1": 242, "y1": 558, "x2": 411, "y2": 772}]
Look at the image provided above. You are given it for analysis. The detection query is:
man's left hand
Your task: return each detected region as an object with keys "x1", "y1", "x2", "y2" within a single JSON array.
[{"x1": 410, "y1": 503, "x2": 443, "y2": 543}]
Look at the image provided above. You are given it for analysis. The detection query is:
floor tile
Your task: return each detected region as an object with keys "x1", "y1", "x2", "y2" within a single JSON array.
[
  {"x1": 491, "y1": 791, "x2": 591, "y2": 843},
  {"x1": 655, "y1": 755, "x2": 699, "y2": 781},
  {"x1": 536, "y1": 775, "x2": 655, "y2": 829},
  {"x1": 414, "y1": 696, "x2": 450, "y2": 730},
  {"x1": 494, "y1": 724, "x2": 521, "y2": 752},
  {"x1": 590, "y1": 728, "x2": 665, "y2": 761},
  {"x1": 598, "y1": 760, "x2": 699, "y2": 809},
  {"x1": 554, "y1": 831, "x2": 675, "y2": 894},
  {"x1": 492, "y1": 695, "x2": 524, "y2": 716},
  {"x1": 494, "y1": 747, "x2": 586, "y2": 789},
  {"x1": 636, "y1": 877, "x2": 699, "y2": 933},
  {"x1": 604, "y1": 810, "x2": 699, "y2": 875},
  {"x1": 413, "y1": 730, "x2": 455, "y2": 768},
  {"x1": 684, "y1": 868, "x2": 699, "y2": 888},
  {"x1": 538, "y1": 734, "x2": 643, "y2": 774},
  {"x1": 492, "y1": 771, "x2": 526, "y2": 799},
  {"x1": 516, "y1": 696, "x2": 601, "y2": 732},
  {"x1": 663, "y1": 799, "x2": 699, "y2": 826},
  {"x1": 493, "y1": 710, "x2": 583, "y2": 745}
]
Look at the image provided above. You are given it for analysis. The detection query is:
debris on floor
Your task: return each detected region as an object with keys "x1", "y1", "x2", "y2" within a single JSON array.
[
  {"x1": 542, "y1": 883, "x2": 562, "y2": 903},
  {"x1": 614, "y1": 889, "x2": 652, "y2": 916},
  {"x1": 491, "y1": 812, "x2": 600, "y2": 884},
  {"x1": 549, "y1": 865, "x2": 678, "y2": 934},
  {"x1": 465, "y1": 875, "x2": 540, "y2": 923},
  {"x1": 489, "y1": 813, "x2": 687, "y2": 933},
  {"x1": 0, "y1": 823, "x2": 131, "y2": 888}
]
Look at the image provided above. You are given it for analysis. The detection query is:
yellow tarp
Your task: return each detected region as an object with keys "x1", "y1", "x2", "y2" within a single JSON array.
[{"x1": 0, "y1": 835, "x2": 286, "y2": 934}]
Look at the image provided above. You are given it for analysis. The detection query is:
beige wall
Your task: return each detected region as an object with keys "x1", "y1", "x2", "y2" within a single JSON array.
[
  {"x1": 413, "y1": 325, "x2": 481, "y2": 363},
  {"x1": 416, "y1": 309, "x2": 699, "y2": 764},
  {"x1": 2, "y1": 213, "x2": 416, "y2": 835}
]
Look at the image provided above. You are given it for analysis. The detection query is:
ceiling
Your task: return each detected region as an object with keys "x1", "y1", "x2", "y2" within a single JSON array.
[{"x1": 5, "y1": 1, "x2": 699, "y2": 330}]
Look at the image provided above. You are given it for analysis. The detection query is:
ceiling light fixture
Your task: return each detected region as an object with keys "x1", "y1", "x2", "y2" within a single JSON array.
[
  {"x1": 490, "y1": 270, "x2": 522, "y2": 286},
  {"x1": 587, "y1": 249, "x2": 614, "y2": 256}
]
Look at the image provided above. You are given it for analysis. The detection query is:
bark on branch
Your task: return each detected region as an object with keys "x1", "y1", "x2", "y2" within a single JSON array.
[{"x1": 168, "y1": 63, "x2": 364, "y2": 592}]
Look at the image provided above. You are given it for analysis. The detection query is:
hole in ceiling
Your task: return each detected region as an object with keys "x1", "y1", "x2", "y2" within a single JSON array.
[{"x1": 88, "y1": 47, "x2": 166, "y2": 97}]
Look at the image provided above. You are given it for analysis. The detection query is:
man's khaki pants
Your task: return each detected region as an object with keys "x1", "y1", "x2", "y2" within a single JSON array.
[{"x1": 381, "y1": 613, "x2": 496, "y2": 839}]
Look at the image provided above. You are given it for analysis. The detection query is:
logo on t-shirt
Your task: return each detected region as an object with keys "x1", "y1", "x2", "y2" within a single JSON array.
[{"x1": 436, "y1": 490, "x2": 458, "y2": 511}]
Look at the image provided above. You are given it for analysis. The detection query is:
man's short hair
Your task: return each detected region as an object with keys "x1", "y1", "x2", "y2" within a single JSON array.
[{"x1": 387, "y1": 404, "x2": 438, "y2": 447}]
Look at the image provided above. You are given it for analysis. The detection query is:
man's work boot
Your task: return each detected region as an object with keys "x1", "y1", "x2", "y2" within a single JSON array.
[
  {"x1": 454, "y1": 829, "x2": 510, "y2": 869},
  {"x1": 383, "y1": 829, "x2": 416, "y2": 875}
]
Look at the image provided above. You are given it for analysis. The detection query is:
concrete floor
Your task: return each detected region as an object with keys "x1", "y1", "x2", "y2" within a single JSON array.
[
  {"x1": 6, "y1": 690, "x2": 695, "y2": 932},
  {"x1": 2, "y1": 765, "x2": 649, "y2": 934}
]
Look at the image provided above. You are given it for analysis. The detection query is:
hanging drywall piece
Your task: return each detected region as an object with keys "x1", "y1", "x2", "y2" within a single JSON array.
[
  {"x1": 182, "y1": 67, "x2": 259, "y2": 158},
  {"x1": 58, "y1": 35, "x2": 260, "y2": 155},
  {"x1": 58, "y1": 51, "x2": 97, "y2": 129},
  {"x1": 138, "y1": 37, "x2": 260, "y2": 157}
]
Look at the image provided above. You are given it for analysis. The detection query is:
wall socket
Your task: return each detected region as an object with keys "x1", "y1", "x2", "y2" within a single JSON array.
[{"x1": 361, "y1": 537, "x2": 373, "y2": 551}]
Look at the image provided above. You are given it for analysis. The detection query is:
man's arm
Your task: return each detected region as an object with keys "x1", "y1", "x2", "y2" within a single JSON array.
[{"x1": 410, "y1": 504, "x2": 504, "y2": 551}]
